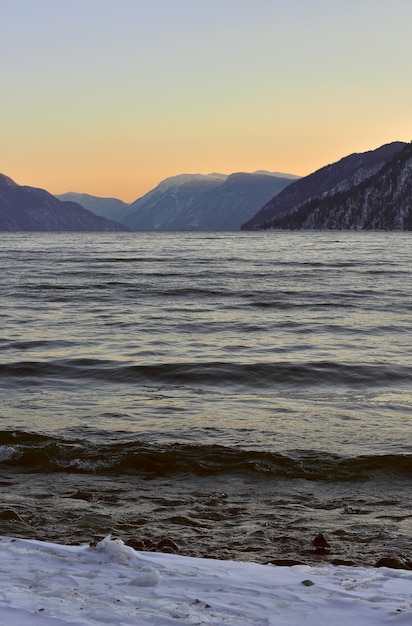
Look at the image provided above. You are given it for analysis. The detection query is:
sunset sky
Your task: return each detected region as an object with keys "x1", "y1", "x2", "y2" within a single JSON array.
[{"x1": 1, "y1": 0, "x2": 411, "y2": 202}]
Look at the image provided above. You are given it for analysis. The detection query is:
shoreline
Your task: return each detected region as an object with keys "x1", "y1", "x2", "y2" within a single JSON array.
[
  {"x1": 1, "y1": 534, "x2": 411, "y2": 626},
  {"x1": 3, "y1": 528, "x2": 411, "y2": 571}
]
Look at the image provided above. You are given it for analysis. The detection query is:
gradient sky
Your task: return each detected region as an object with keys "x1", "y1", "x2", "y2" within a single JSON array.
[{"x1": 1, "y1": 0, "x2": 411, "y2": 201}]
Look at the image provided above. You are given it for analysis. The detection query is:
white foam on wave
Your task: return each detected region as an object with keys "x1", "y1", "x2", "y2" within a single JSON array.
[
  {"x1": 0, "y1": 535, "x2": 410, "y2": 625},
  {"x1": 0, "y1": 445, "x2": 18, "y2": 461}
]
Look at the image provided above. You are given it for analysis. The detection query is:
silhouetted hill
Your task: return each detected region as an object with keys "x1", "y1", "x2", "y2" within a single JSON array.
[
  {"x1": 263, "y1": 143, "x2": 412, "y2": 230},
  {"x1": 241, "y1": 142, "x2": 406, "y2": 230},
  {"x1": 56, "y1": 192, "x2": 129, "y2": 221},
  {"x1": 0, "y1": 175, "x2": 128, "y2": 231}
]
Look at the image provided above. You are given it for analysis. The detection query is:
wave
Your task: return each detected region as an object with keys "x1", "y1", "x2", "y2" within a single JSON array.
[
  {"x1": 1, "y1": 431, "x2": 410, "y2": 481},
  {"x1": 1, "y1": 358, "x2": 410, "y2": 388}
]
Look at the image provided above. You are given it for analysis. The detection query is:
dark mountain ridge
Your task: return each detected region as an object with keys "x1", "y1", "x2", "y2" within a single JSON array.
[
  {"x1": 263, "y1": 142, "x2": 412, "y2": 230},
  {"x1": 0, "y1": 175, "x2": 128, "y2": 231},
  {"x1": 241, "y1": 142, "x2": 406, "y2": 230}
]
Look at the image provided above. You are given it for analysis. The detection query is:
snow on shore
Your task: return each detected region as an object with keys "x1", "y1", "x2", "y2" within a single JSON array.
[{"x1": 0, "y1": 535, "x2": 411, "y2": 625}]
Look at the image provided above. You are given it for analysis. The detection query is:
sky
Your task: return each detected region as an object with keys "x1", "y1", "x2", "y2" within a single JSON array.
[{"x1": 1, "y1": 0, "x2": 412, "y2": 202}]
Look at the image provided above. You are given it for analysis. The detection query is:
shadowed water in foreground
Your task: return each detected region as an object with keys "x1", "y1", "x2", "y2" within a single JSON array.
[{"x1": 0, "y1": 231, "x2": 411, "y2": 568}]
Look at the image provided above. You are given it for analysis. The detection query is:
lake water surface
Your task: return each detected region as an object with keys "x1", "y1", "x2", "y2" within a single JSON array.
[{"x1": 0, "y1": 231, "x2": 411, "y2": 566}]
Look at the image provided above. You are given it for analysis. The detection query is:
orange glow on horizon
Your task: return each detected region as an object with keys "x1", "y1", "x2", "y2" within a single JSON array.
[{"x1": 2, "y1": 1, "x2": 411, "y2": 202}]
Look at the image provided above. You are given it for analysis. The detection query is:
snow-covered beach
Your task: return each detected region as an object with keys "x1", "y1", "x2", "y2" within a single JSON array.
[{"x1": 0, "y1": 535, "x2": 410, "y2": 625}]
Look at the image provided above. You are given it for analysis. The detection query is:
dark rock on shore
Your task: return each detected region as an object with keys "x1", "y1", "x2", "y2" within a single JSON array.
[
  {"x1": 266, "y1": 559, "x2": 305, "y2": 566},
  {"x1": 310, "y1": 533, "x2": 331, "y2": 555},
  {"x1": 312, "y1": 533, "x2": 330, "y2": 548},
  {"x1": 126, "y1": 536, "x2": 180, "y2": 554},
  {"x1": 156, "y1": 537, "x2": 180, "y2": 553}
]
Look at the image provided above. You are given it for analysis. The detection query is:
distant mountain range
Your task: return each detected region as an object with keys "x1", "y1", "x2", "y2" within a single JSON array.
[
  {"x1": 241, "y1": 142, "x2": 409, "y2": 230},
  {"x1": 56, "y1": 192, "x2": 129, "y2": 222},
  {"x1": 2, "y1": 142, "x2": 411, "y2": 231},
  {"x1": 0, "y1": 175, "x2": 128, "y2": 231},
  {"x1": 122, "y1": 171, "x2": 299, "y2": 230}
]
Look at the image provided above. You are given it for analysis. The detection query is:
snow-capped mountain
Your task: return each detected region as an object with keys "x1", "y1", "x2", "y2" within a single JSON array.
[{"x1": 123, "y1": 171, "x2": 298, "y2": 230}]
